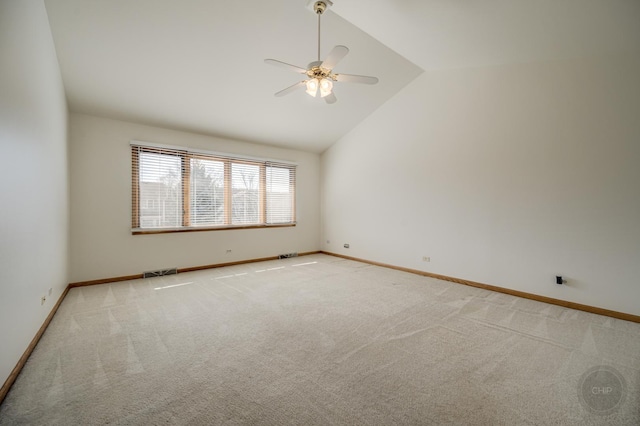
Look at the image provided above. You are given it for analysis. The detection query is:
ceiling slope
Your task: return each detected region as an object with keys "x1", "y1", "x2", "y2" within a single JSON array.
[{"x1": 332, "y1": 0, "x2": 640, "y2": 71}]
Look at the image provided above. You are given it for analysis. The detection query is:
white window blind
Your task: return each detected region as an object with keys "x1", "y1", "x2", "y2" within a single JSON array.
[
  {"x1": 190, "y1": 157, "x2": 225, "y2": 226},
  {"x1": 266, "y1": 165, "x2": 295, "y2": 224},
  {"x1": 231, "y1": 162, "x2": 260, "y2": 225},
  {"x1": 131, "y1": 143, "x2": 296, "y2": 232}
]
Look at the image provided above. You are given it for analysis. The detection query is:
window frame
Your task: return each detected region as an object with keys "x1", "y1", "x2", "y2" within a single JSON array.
[{"x1": 131, "y1": 142, "x2": 296, "y2": 235}]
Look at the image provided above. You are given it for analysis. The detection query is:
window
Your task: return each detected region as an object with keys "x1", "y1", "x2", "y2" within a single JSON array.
[{"x1": 131, "y1": 143, "x2": 296, "y2": 234}]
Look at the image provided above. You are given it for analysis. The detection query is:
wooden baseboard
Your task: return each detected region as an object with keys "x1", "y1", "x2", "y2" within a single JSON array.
[
  {"x1": 69, "y1": 273, "x2": 143, "y2": 288},
  {"x1": 322, "y1": 251, "x2": 640, "y2": 324},
  {"x1": 0, "y1": 285, "x2": 71, "y2": 405},
  {"x1": 179, "y1": 256, "x2": 280, "y2": 273},
  {"x1": 68, "y1": 251, "x2": 322, "y2": 287}
]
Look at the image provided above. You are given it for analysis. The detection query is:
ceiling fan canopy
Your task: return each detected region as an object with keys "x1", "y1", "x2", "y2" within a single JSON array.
[{"x1": 265, "y1": 1, "x2": 379, "y2": 104}]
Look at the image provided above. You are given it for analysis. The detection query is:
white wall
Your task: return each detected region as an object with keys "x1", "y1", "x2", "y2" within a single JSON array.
[
  {"x1": 0, "y1": 1, "x2": 69, "y2": 386},
  {"x1": 322, "y1": 54, "x2": 640, "y2": 316},
  {"x1": 69, "y1": 114, "x2": 321, "y2": 282}
]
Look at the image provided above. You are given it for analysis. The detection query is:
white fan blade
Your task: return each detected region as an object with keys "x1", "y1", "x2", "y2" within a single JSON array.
[
  {"x1": 264, "y1": 59, "x2": 308, "y2": 74},
  {"x1": 321, "y1": 45, "x2": 349, "y2": 70},
  {"x1": 324, "y1": 92, "x2": 337, "y2": 104},
  {"x1": 335, "y1": 73, "x2": 379, "y2": 85},
  {"x1": 275, "y1": 81, "x2": 306, "y2": 97}
]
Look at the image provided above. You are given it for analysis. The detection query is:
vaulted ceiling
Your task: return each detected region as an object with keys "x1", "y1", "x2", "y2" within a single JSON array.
[{"x1": 44, "y1": 0, "x2": 640, "y2": 153}]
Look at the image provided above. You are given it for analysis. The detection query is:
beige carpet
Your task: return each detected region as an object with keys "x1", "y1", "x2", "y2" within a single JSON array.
[{"x1": 1, "y1": 254, "x2": 638, "y2": 425}]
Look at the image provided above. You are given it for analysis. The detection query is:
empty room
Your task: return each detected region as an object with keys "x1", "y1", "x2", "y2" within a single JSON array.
[{"x1": 1, "y1": 0, "x2": 639, "y2": 424}]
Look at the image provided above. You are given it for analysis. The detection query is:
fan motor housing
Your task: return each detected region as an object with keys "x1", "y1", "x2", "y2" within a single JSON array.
[{"x1": 306, "y1": 61, "x2": 335, "y2": 80}]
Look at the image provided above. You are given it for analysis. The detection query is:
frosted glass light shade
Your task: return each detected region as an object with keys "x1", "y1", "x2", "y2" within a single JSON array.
[
  {"x1": 305, "y1": 79, "x2": 319, "y2": 97},
  {"x1": 319, "y1": 78, "x2": 333, "y2": 97}
]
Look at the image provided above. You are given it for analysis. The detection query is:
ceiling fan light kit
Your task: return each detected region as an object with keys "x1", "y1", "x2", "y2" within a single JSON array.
[{"x1": 265, "y1": 0, "x2": 378, "y2": 104}]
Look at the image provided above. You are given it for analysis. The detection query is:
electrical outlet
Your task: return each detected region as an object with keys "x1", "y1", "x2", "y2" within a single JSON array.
[
  {"x1": 422, "y1": 256, "x2": 430, "y2": 262},
  {"x1": 40, "y1": 295, "x2": 46, "y2": 305}
]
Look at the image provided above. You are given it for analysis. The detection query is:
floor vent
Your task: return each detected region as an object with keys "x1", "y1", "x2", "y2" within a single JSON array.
[
  {"x1": 143, "y1": 268, "x2": 178, "y2": 278},
  {"x1": 278, "y1": 252, "x2": 298, "y2": 259}
]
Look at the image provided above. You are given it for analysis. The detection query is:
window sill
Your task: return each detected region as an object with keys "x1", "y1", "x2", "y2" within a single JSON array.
[{"x1": 132, "y1": 223, "x2": 296, "y2": 235}]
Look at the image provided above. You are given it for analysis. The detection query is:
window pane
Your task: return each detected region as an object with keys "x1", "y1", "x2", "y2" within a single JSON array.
[
  {"x1": 266, "y1": 166, "x2": 293, "y2": 223},
  {"x1": 231, "y1": 163, "x2": 260, "y2": 225},
  {"x1": 190, "y1": 158, "x2": 225, "y2": 226},
  {"x1": 139, "y1": 152, "x2": 182, "y2": 228}
]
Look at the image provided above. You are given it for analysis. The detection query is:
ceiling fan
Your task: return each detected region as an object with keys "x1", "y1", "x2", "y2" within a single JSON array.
[{"x1": 265, "y1": 0, "x2": 379, "y2": 104}]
